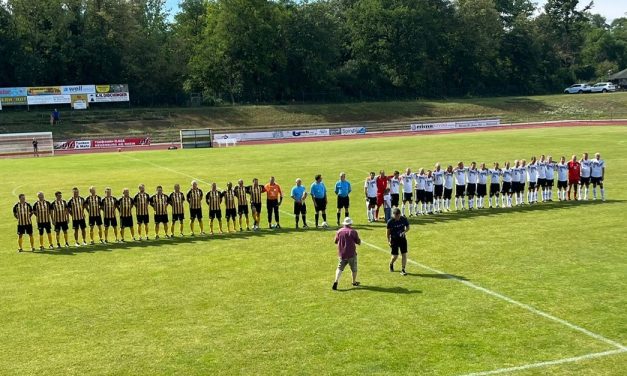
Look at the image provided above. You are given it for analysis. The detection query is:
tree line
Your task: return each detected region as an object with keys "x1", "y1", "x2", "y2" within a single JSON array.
[{"x1": 0, "y1": 0, "x2": 625, "y2": 105}]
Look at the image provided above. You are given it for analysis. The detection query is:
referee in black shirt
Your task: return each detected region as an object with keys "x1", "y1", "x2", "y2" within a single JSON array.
[{"x1": 386, "y1": 208, "x2": 410, "y2": 276}]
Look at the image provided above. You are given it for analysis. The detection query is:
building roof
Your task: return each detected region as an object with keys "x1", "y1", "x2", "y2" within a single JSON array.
[{"x1": 609, "y1": 68, "x2": 627, "y2": 80}]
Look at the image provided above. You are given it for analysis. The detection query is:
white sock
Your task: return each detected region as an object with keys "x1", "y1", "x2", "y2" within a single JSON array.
[
  {"x1": 593, "y1": 188, "x2": 597, "y2": 198},
  {"x1": 601, "y1": 188, "x2": 605, "y2": 199}
]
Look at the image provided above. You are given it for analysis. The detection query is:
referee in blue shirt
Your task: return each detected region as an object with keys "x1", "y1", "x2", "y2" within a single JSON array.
[
  {"x1": 310, "y1": 174, "x2": 328, "y2": 228},
  {"x1": 334, "y1": 172, "x2": 352, "y2": 226},
  {"x1": 291, "y1": 178, "x2": 308, "y2": 229}
]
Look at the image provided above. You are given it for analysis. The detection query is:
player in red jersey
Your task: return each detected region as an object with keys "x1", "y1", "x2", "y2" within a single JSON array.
[
  {"x1": 375, "y1": 170, "x2": 389, "y2": 220},
  {"x1": 567, "y1": 154, "x2": 581, "y2": 200}
]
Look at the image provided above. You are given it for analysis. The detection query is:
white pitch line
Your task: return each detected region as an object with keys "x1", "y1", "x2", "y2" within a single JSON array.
[
  {"x1": 120, "y1": 154, "x2": 212, "y2": 185},
  {"x1": 362, "y1": 240, "x2": 626, "y2": 351},
  {"x1": 11, "y1": 184, "x2": 25, "y2": 197},
  {"x1": 458, "y1": 348, "x2": 626, "y2": 376}
]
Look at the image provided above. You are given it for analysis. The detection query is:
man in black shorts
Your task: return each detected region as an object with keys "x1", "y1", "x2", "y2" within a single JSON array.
[
  {"x1": 310, "y1": 174, "x2": 328, "y2": 228},
  {"x1": 387, "y1": 208, "x2": 410, "y2": 276},
  {"x1": 13, "y1": 194, "x2": 35, "y2": 252},
  {"x1": 223, "y1": 182, "x2": 238, "y2": 232},
  {"x1": 234, "y1": 179, "x2": 251, "y2": 231},
  {"x1": 206, "y1": 182, "x2": 224, "y2": 234},
  {"x1": 68, "y1": 187, "x2": 87, "y2": 247},
  {"x1": 169, "y1": 184, "x2": 186, "y2": 236},
  {"x1": 85, "y1": 186, "x2": 104, "y2": 244},
  {"x1": 150, "y1": 185, "x2": 170, "y2": 239},
  {"x1": 334, "y1": 172, "x2": 351, "y2": 226},
  {"x1": 118, "y1": 188, "x2": 136, "y2": 241},
  {"x1": 33, "y1": 191, "x2": 54, "y2": 250},
  {"x1": 102, "y1": 187, "x2": 119, "y2": 243},
  {"x1": 51, "y1": 191, "x2": 70, "y2": 248}
]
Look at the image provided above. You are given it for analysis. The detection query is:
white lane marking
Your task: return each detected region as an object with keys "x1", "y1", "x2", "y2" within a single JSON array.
[
  {"x1": 458, "y1": 348, "x2": 626, "y2": 376},
  {"x1": 11, "y1": 184, "x2": 24, "y2": 197},
  {"x1": 120, "y1": 154, "x2": 212, "y2": 185},
  {"x1": 362, "y1": 240, "x2": 626, "y2": 351}
]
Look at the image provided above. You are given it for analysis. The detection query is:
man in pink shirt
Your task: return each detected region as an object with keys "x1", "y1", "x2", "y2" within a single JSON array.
[{"x1": 332, "y1": 217, "x2": 361, "y2": 290}]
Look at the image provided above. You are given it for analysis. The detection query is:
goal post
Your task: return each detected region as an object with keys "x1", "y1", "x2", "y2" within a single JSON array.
[
  {"x1": 180, "y1": 128, "x2": 213, "y2": 149},
  {"x1": 0, "y1": 132, "x2": 54, "y2": 157}
]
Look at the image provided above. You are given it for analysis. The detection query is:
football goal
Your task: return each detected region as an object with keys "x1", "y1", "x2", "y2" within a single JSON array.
[{"x1": 0, "y1": 132, "x2": 54, "y2": 157}]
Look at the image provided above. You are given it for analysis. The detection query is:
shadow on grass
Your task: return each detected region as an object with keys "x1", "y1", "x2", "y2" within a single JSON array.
[{"x1": 337, "y1": 285, "x2": 422, "y2": 294}]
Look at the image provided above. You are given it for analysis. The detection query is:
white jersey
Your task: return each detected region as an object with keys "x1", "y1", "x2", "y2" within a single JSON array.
[
  {"x1": 489, "y1": 169, "x2": 501, "y2": 184},
  {"x1": 502, "y1": 168, "x2": 513, "y2": 183},
  {"x1": 454, "y1": 168, "x2": 467, "y2": 185},
  {"x1": 545, "y1": 162, "x2": 556, "y2": 180},
  {"x1": 444, "y1": 172, "x2": 454, "y2": 189},
  {"x1": 433, "y1": 170, "x2": 444, "y2": 186},
  {"x1": 537, "y1": 161, "x2": 547, "y2": 179},
  {"x1": 425, "y1": 177, "x2": 434, "y2": 192},
  {"x1": 383, "y1": 193, "x2": 392, "y2": 208},
  {"x1": 519, "y1": 167, "x2": 527, "y2": 183},
  {"x1": 511, "y1": 167, "x2": 521, "y2": 183},
  {"x1": 557, "y1": 163, "x2": 569, "y2": 181},
  {"x1": 478, "y1": 169, "x2": 489, "y2": 185},
  {"x1": 415, "y1": 174, "x2": 427, "y2": 190},
  {"x1": 527, "y1": 163, "x2": 538, "y2": 183},
  {"x1": 389, "y1": 177, "x2": 401, "y2": 194},
  {"x1": 401, "y1": 175, "x2": 414, "y2": 193},
  {"x1": 580, "y1": 159, "x2": 592, "y2": 178},
  {"x1": 364, "y1": 178, "x2": 377, "y2": 197},
  {"x1": 467, "y1": 169, "x2": 479, "y2": 184},
  {"x1": 590, "y1": 159, "x2": 605, "y2": 178}
]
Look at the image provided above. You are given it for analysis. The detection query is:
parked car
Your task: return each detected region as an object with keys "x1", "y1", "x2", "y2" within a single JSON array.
[
  {"x1": 590, "y1": 82, "x2": 617, "y2": 93},
  {"x1": 563, "y1": 84, "x2": 592, "y2": 94}
]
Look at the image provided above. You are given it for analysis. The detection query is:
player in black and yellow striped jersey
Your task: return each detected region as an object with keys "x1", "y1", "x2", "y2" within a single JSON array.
[
  {"x1": 223, "y1": 182, "x2": 238, "y2": 233},
  {"x1": 51, "y1": 191, "x2": 70, "y2": 248},
  {"x1": 32, "y1": 191, "x2": 54, "y2": 250},
  {"x1": 102, "y1": 187, "x2": 119, "y2": 243},
  {"x1": 150, "y1": 185, "x2": 170, "y2": 239},
  {"x1": 68, "y1": 187, "x2": 87, "y2": 247},
  {"x1": 13, "y1": 194, "x2": 34, "y2": 252},
  {"x1": 85, "y1": 186, "x2": 104, "y2": 244},
  {"x1": 205, "y1": 183, "x2": 223, "y2": 235},
  {"x1": 169, "y1": 184, "x2": 186, "y2": 237},
  {"x1": 247, "y1": 178, "x2": 266, "y2": 231},
  {"x1": 134, "y1": 184, "x2": 151, "y2": 240},
  {"x1": 187, "y1": 180, "x2": 205, "y2": 236},
  {"x1": 234, "y1": 180, "x2": 251, "y2": 231},
  {"x1": 118, "y1": 188, "x2": 136, "y2": 242}
]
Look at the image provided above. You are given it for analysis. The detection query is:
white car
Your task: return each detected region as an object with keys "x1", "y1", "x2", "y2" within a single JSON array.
[
  {"x1": 590, "y1": 82, "x2": 617, "y2": 93},
  {"x1": 563, "y1": 84, "x2": 591, "y2": 94}
]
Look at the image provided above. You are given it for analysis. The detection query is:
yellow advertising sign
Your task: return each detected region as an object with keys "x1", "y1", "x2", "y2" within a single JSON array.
[
  {"x1": 96, "y1": 85, "x2": 111, "y2": 93},
  {"x1": 27, "y1": 86, "x2": 62, "y2": 96},
  {"x1": 71, "y1": 94, "x2": 89, "y2": 109},
  {"x1": 0, "y1": 96, "x2": 27, "y2": 106}
]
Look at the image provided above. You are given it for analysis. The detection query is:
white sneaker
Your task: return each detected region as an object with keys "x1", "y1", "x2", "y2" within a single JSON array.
[{"x1": 322, "y1": 222, "x2": 328, "y2": 228}]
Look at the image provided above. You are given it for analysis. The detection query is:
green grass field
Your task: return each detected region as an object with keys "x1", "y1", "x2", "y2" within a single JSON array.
[{"x1": 0, "y1": 126, "x2": 625, "y2": 375}]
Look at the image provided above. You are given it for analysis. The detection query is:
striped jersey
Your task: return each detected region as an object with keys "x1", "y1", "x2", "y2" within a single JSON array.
[
  {"x1": 102, "y1": 196, "x2": 118, "y2": 219},
  {"x1": 68, "y1": 196, "x2": 86, "y2": 220},
  {"x1": 248, "y1": 185, "x2": 264, "y2": 204},
  {"x1": 206, "y1": 190, "x2": 222, "y2": 210},
  {"x1": 187, "y1": 188, "x2": 204, "y2": 209},
  {"x1": 233, "y1": 186, "x2": 248, "y2": 206},
  {"x1": 117, "y1": 196, "x2": 134, "y2": 217},
  {"x1": 85, "y1": 195, "x2": 102, "y2": 217},
  {"x1": 51, "y1": 200, "x2": 69, "y2": 223},
  {"x1": 169, "y1": 192, "x2": 185, "y2": 215},
  {"x1": 13, "y1": 202, "x2": 32, "y2": 225},
  {"x1": 223, "y1": 189, "x2": 236, "y2": 209},
  {"x1": 134, "y1": 192, "x2": 150, "y2": 216},
  {"x1": 150, "y1": 193, "x2": 169, "y2": 215},
  {"x1": 32, "y1": 200, "x2": 52, "y2": 224}
]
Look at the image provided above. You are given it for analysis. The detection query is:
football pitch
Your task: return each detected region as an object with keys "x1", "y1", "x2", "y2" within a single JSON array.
[{"x1": 0, "y1": 126, "x2": 625, "y2": 375}]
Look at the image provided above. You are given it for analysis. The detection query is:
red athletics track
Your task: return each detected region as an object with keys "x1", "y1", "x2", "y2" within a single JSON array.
[{"x1": 50, "y1": 119, "x2": 627, "y2": 156}]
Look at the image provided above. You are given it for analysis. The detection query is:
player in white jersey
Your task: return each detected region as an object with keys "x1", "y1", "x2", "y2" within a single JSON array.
[
  {"x1": 501, "y1": 161, "x2": 513, "y2": 207},
  {"x1": 590, "y1": 152, "x2": 605, "y2": 201},
  {"x1": 388, "y1": 171, "x2": 402, "y2": 208},
  {"x1": 511, "y1": 160, "x2": 521, "y2": 206},
  {"x1": 400, "y1": 168, "x2": 414, "y2": 216},
  {"x1": 519, "y1": 160, "x2": 528, "y2": 205},
  {"x1": 544, "y1": 156, "x2": 557, "y2": 201},
  {"x1": 466, "y1": 162, "x2": 479, "y2": 209},
  {"x1": 364, "y1": 171, "x2": 378, "y2": 222},
  {"x1": 453, "y1": 162, "x2": 468, "y2": 210},
  {"x1": 443, "y1": 165, "x2": 454, "y2": 211},
  {"x1": 579, "y1": 152, "x2": 592, "y2": 200},
  {"x1": 488, "y1": 162, "x2": 502, "y2": 208},
  {"x1": 432, "y1": 163, "x2": 445, "y2": 213},
  {"x1": 414, "y1": 169, "x2": 427, "y2": 215},
  {"x1": 526, "y1": 156, "x2": 538, "y2": 204},
  {"x1": 556, "y1": 156, "x2": 569, "y2": 201},
  {"x1": 537, "y1": 155, "x2": 547, "y2": 202},
  {"x1": 477, "y1": 163, "x2": 489, "y2": 209}
]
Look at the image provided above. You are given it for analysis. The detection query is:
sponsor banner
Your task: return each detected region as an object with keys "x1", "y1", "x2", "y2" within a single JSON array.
[
  {"x1": 0, "y1": 87, "x2": 27, "y2": 98},
  {"x1": 0, "y1": 96, "x2": 27, "y2": 106},
  {"x1": 410, "y1": 119, "x2": 500, "y2": 131},
  {"x1": 284, "y1": 129, "x2": 330, "y2": 138},
  {"x1": 71, "y1": 94, "x2": 89, "y2": 109},
  {"x1": 88, "y1": 92, "x2": 130, "y2": 102},
  {"x1": 341, "y1": 126, "x2": 367, "y2": 135},
  {"x1": 329, "y1": 128, "x2": 341, "y2": 136},
  {"x1": 214, "y1": 128, "x2": 330, "y2": 142},
  {"x1": 27, "y1": 86, "x2": 62, "y2": 96},
  {"x1": 27, "y1": 94, "x2": 71, "y2": 105},
  {"x1": 95, "y1": 84, "x2": 129, "y2": 93},
  {"x1": 91, "y1": 138, "x2": 150, "y2": 148},
  {"x1": 74, "y1": 141, "x2": 92, "y2": 150},
  {"x1": 62, "y1": 85, "x2": 96, "y2": 95}
]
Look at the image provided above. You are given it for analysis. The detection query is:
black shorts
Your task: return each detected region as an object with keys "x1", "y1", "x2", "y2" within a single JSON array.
[
  {"x1": 519, "y1": 182, "x2": 526, "y2": 193},
  {"x1": 294, "y1": 202, "x2": 307, "y2": 215},
  {"x1": 415, "y1": 189, "x2": 425, "y2": 202},
  {"x1": 154, "y1": 214, "x2": 168, "y2": 224},
  {"x1": 104, "y1": 217, "x2": 117, "y2": 228},
  {"x1": 238, "y1": 205, "x2": 249, "y2": 215},
  {"x1": 391, "y1": 194, "x2": 400, "y2": 207},
  {"x1": 72, "y1": 219, "x2": 86, "y2": 230},
  {"x1": 313, "y1": 198, "x2": 326, "y2": 211},
  {"x1": 591, "y1": 177, "x2": 603, "y2": 186},
  {"x1": 580, "y1": 176, "x2": 591, "y2": 185},
  {"x1": 434, "y1": 185, "x2": 444, "y2": 198},
  {"x1": 511, "y1": 182, "x2": 520, "y2": 193},
  {"x1": 490, "y1": 183, "x2": 500, "y2": 196},
  {"x1": 225, "y1": 208, "x2": 237, "y2": 220},
  {"x1": 17, "y1": 224, "x2": 33, "y2": 236},
  {"x1": 502, "y1": 182, "x2": 512, "y2": 194},
  {"x1": 209, "y1": 210, "x2": 222, "y2": 220},
  {"x1": 466, "y1": 184, "x2": 477, "y2": 196},
  {"x1": 477, "y1": 184, "x2": 487, "y2": 197},
  {"x1": 367, "y1": 197, "x2": 377, "y2": 206},
  {"x1": 455, "y1": 185, "x2": 465, "y2": 197},
  {"x1": 545, "y1": 179, "x2": 554, "y2": 188},
  {"x1": 528, "y1": 182, "x2": 536, "y2": 190},
  {"x1": 172, "y1": 213, "x2": 184, "y2": 222},
  {"x1": 390, "y1": 237, "x2": 408, "y2": 255},
  {"x1": 37, "y1": 222, "x2": 51, "y2": 235},
  {"x1": 251, "y1": 202, "x2": 262, "y2": 214},
  {"x1": 537, "y1": 178, "x2": 546, "y2": 187},
  {"x1": 443, "y1": 188, "x2": 453, "y2": 200},
  {"x1": 403, "y1": 192, "x2": 413, "y2": 202},
  {"x1": 190, "y1": 208, "x2": 203, "y2": 220},
  {"x1": 337, "y1": 196, "x2": 349, "y2": 209},
  {"x1": 121, "y1": 216, "x2": 134, "y2": 228},
  {"x1": 136, "y1": 215, "x2": 149, "y2": 224},
  {"x1": 89, "y1": 216, "x2": 103, "y2": 227},
  {"x1": 424, "y1": 191, "x2": 434, "y2": 203},
  {"x1": 55, "y1": 221, "x2": 69, "y2": 232},
  {"x1": 557, "y1": 180, "x2": 568, "y2": 189}
]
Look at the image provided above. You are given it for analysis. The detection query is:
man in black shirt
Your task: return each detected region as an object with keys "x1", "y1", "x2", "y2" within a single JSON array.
[{"x1": 386, "y1": 207, "x2": 410, "y2": 276}]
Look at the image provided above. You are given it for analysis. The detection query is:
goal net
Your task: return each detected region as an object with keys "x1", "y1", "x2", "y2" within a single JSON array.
[
  {"x1": 0, "y1": 132, "x2": 54, "y2": 157},
  {"x1": 180, "y1": 128, "x2": 213, "y2": 149}
]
